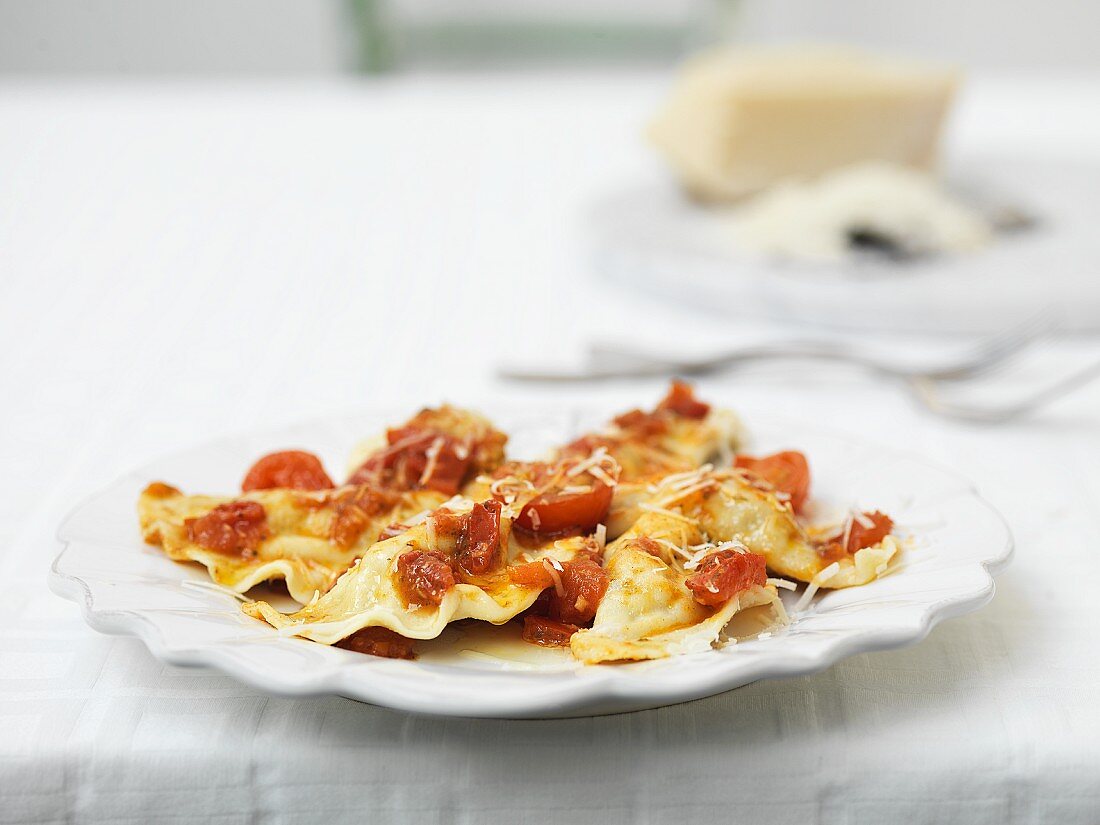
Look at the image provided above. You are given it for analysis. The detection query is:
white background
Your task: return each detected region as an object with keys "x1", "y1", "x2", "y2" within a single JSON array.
[{"x1": 2, "y1": 72, "x2": 1100, "y2": 822}]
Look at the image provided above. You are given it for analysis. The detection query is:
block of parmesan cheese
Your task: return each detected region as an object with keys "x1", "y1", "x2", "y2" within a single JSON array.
[{"x1": 648, "y1": 45, "x2": 959, "y2": 202}]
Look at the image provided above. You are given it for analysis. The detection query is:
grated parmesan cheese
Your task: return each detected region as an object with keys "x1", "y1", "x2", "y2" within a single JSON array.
[
  {"x1": 654, "y1": 537, "x2": 691, "y2": 561},
  {"x1": 594, "y1": 523, "x2": 607, "y2": 552},
  {"x1": 418, "y1": 436, "x2": 446, "y2": 486},
  {"x1": 683, "y1": 539, "x2": 748, "y2": 570},
  {"x1": 566, "y1": 447, "x2": 610, "y2": 478},
  {"x1": 181, "y1": 579, "x2": 248, "y2": 602},
  {"x1": 639, "y1": 503, "x2": 699, "y2": 526},
  {"x1": 793, "y1": 561, "x2": 841, "y2": 612},
  {"x1": 853, "y1": 510, "x2": 875, "y2": 529},
  {"x1": 542, "y1": 558, "x2": 566, "y2": 598},
  {"x1": 405, "y1": 510, "x2": 431, "y2": 527}
]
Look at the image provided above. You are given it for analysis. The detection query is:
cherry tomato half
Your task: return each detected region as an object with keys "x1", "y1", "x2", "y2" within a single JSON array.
[
  {"x1": 735, "y1": 450, "x2": 811, "y2": 513},
  {"x1": 242, "y1": 450, "x2": 334, "y2": 492},
  {"x1": 516, "y1": 482, "x2": 613, "y2": 534}
]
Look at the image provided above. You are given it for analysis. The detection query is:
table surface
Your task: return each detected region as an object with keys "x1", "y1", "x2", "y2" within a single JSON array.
[{"x1": 3, "y1": 72, "x2": 1100, "y2": 825}]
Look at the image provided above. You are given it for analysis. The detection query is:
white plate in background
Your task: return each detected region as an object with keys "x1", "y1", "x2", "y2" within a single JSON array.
[
  {"x1": 49, "y1": 406, "x2": 1012, "y2": 718},
  {"x1": 591, "y1": 156, "x2": 1100, "y2": 334}
]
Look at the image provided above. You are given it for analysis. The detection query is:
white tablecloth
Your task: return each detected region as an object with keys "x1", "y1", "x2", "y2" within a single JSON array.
[{"x1": 3, "y1": 73, "x2": 1100, "y2": 824}]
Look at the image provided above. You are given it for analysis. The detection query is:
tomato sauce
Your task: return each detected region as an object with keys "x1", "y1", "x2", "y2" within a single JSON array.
[
  {"x1": 185, "y1": 501, "x2": 269, "y2": 558},
  {"x1": 347, "y1": 427, "x2": 470, "y2": 495},
  {"x1": 684, "y1": 549, "x2": 767, "y2": 607},
  {"x1": 327, "y1": 485, "x2": 403, "y2": 548},
  {"x1": 335, "y1": 627, "x2": 417, "y2": 659},
  {"x1": 521, "y1": 615, "x2": 579, "y2": 647}
]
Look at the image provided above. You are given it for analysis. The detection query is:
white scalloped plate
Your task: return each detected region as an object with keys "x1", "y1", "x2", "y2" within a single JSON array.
[{"x1": 49, "y1": 406, "x2": 1012, "y2": 718}]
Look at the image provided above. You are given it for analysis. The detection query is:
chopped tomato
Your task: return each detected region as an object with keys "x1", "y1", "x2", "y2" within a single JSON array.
[
  {"x1": 509, "y1": 560, "x2": 554, "y2": 589},
  {"x1": 242, "y1": 450, "x2": 334, "y2": 492},
  {"x1": 657, "y1": 380, "x2": 711, "y2": 419},
  {"x1": 387, "y1": 426, "x2": 468, "y2": 494},
  {"x1": 735, "y1": 451, "x2": 811, "y2": 513},
  {"x1": 821, "y1": 511, "x2": 894, "y2": 559},
  {"x1": 455, "y1": 500, "x2": 503, "y2": 576},
  {"x1": 327, "y1": 485, "x2": 402, "y2": 548},
  {"x1": 395, "y1": 550, "x2": 455, "y2": 607},
  {"x1": 611, "y1": 408, "x2": 667, "y2": 436},
  {"x1": 347, "y1": 428, "x2": 470, "y2": 495},
  {"x1": 397, "y1": 408, "x2": 508, "y2": 475},
  {"x1": 336, "y1": 627, "x2": 416, "y2": 660},
  {"x1": 427, "y1": 507, "x2": 468, "y2": 543},
  {"x1": 610, "y1": 382, "x2": 710, "y2": 431},
  {"x1": 547, "y1": 556, "x2": 609, "y2": 625},
  {"x1": 521, "y1": 616, "x2": 579, "y2": 647},
  {"x1": 684, "y1": 549, "x2": 767, "y2": 607},
  {"x1": 847, "y1": 511, "x2": 894, "y2": 552},
  {"x1": 511, "y1": 553, "x2": 609, "y2": 626},
  {"x1": 185, "y1": 501, "x2": 269, "y2": 558}
]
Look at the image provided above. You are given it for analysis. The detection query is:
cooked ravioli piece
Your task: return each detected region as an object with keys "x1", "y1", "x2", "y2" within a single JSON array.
[
  {"x1": 346, "y1": 404, "x2": 508, "y2": 495},
  {"x1": 619, "y1": 468, "x2": 899, "y2": 588},
  {"x1": 696, "y1": 472, "x2": 898, "y2": 587},
  {"x1": 138, "y1": 482, "x2": 445, "y2": 604},
  {"x1": 554, "y1": 382, "x2": 744, "y2": 539},
  {"x1": 570, "y1": 511, "x2": 782, "y2": 664},
  {"x1": 243, "y1": 498, "x2": 594, "y2": 645},
  {"x1": 559, "y1": 382, "x2": 744, "y2": 485}
]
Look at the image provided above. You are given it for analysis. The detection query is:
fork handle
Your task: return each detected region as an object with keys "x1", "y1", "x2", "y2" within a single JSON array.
[{"x1": 585, "y1": 341, "x2": 908, "y2": 378}]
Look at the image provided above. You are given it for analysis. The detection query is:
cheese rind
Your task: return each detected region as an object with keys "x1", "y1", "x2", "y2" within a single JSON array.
[{"x1": 649, "y1": 45, "x2": 959, "y2": 202}]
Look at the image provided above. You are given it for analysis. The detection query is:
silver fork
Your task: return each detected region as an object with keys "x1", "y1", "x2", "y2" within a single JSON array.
[
  {"x1": 498, "y1": 310, "x2": 1100, "y2": 422},
  {"x1": 497, "y1": 311, "x2": 1057, "y2": 383},
  {"x1": 907, "y1": 359, "x2": 1100, "y2": 423}
]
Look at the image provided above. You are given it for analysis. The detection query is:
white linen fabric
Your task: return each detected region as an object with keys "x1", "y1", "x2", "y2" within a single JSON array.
[{"x1": 2, "y1": 75, "x2": 1100, "y2": 824}]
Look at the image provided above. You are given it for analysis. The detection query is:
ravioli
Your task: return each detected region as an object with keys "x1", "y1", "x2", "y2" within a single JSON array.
[
  {"x1": 570, "y1": 510, "x2": 783, "y2": 664},
  {"x1": 619, "y1": 467, "x2": 899, "y2": 588},
  {"x1": 559, "y1": 383, "x2": 743, "y2": 483},
  {"x1": 243, "y1": 497, "x2": 594, "y2": 644},
  {"x1": 138, "y1": 482, "x2": 445, "y2": 604},
  {"x1": 135, "y1": 382, "x2": 901, "y2": 664},
  {"x1": 555, "y1": 382, "x2": 745, "y2": 538}
]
